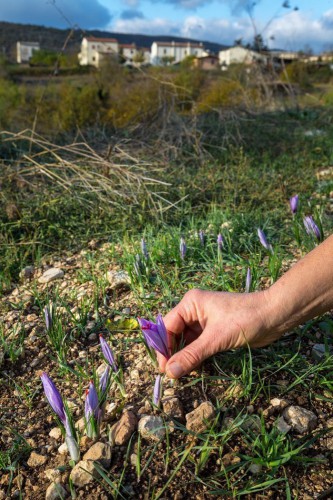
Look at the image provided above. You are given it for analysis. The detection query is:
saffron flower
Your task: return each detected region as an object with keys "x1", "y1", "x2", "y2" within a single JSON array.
[
  {"x1": 180, "y1": 237, "x2": 187, "y2": 260},
  {"x1": 303, "y1": 215, "x2": 321, "y2": 240},
  {"x1": 257, "y1": 228, "x2": 273, "y2": 253},
  {"x1": 153, "y1": 374, "x2": 162, "y2": 406},
  {"x1": 141, "y1": 238, "x2": 149, "y2": 260},
  {"x1": 245, "y1": 267, "x2": 251, "y2": 293},
  {"x1": 44, "y1": 305, "x2": 53, "y2": 331},
  {"x1": 41, "y1": 372, "x2": 79, "y2": 461},
  {"x1": 199, "y1": 230, "x2": 205, "y2": 246},
  {"x1": 99, "y1": 334, "x2": 118, "y2": 372},
  {"x1": 217, "y1": 233, "x2": 223, "y2": 253},
  {"x1": 138, "y1": 314, "x2": 169, "y2": 359},
  {"x1": 289, "y1": 195, "x2": 299, "y2": 214},
  {"x1": 41, "y1": 372, "x2": 67, "y2": 425},
  {"x1": 85, "y1": 380, "x2": 100, "y2": 438},
  {"x1": 99, "y1": 365, "x2": 110, "y2": 394}
]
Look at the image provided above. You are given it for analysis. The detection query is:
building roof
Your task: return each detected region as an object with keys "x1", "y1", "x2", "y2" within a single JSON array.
[
  {"x1": 120, "y1": 43, "x2": 136, "y2": 49},
  {"x1": 18, "y1": 41, "x2": 40, "y2": 46},
  {"x1": 85, "y1": 36, "x2": 118, "y2": 43},
  {"x1": 154, "y1": 41, "x2": 203, "y2": 48}
]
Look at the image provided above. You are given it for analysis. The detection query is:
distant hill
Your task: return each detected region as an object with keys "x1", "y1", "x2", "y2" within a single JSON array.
[{"x1": 0, "y1": 21, "x2": 229, "y2": 61}]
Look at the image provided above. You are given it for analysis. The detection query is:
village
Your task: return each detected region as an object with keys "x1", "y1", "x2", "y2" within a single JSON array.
[{"x1": 16, "y1": 35, "x2": 333, "y2": 72}]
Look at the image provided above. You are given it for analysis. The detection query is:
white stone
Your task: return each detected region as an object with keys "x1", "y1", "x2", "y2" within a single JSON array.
[
  {"x1": 45, "y1": 482, "x2": 67, "y2": 500},
  {"x1": 38, "y1": 268, "x2": 64, "y2": 284},
  {"x1": 49, "y1": 427, "x2": 62, "y2": 440},
  {"x1": 70, "y1": 460, "x2": 96, "y2": 487},
  {"x1": 138, "y1": 416, "x2": 166, "y2": 442},
  {"x1": 283, "y1": 406, "x2": 318, "y2": 434},
  {"x1": 58, "y1": 442, "x2": 68, "y2": 455},
  {"x1": 276, "y1": 417, "x2": 291, "y2": 434},
  {"x1": 106, "y1": 270, "x2": 130, "y2": 289}
]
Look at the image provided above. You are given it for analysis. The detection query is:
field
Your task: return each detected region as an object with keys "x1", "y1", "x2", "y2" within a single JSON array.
[{"x1": 1, "y1": 60, "x2": 333, "y2": 499}]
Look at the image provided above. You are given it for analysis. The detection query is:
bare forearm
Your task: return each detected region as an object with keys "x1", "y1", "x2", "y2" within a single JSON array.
[{"x1": 265, "y1": 234, "x2": 333, "y2": 335}]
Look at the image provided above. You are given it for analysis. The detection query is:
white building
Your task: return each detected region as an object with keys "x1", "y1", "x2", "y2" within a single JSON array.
[
  {"x1": 219, "y1": 46, "x2": 266, "y2": 67},
  {"x1": 151, "y1": 41, "x2": 207, "y2": 65},
  {"x1": 78, "y1": 37, "x2": 119, "y2": 68},
  {"x1": 119, "y1": 44, "x2": 151, "y2": 66},
  {"x1": 17, "y1": 42, "x2": 40, "y2": 64}
]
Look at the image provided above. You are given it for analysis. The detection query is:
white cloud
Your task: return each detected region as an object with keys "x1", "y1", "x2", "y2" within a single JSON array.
[{"x1": 112, "y1": 9, "x2": 333, "y2": 53}]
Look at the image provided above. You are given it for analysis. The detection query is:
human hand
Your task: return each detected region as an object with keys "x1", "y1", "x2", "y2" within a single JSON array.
[{"x1": 158, "y1": 288, "x2": 280, "y2": 378}]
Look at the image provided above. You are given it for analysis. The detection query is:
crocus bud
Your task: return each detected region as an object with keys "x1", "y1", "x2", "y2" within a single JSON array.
[
  {"x1": 245, "y1": 267, "x2": 251, "y2": 293},
  {"x1": 141, "y1": 238, "x2": 149, "y2": 260},
  {"x1": 257, "y1": 228, "x2": 273, "y2": 253},
  {"x1": 99, "y1": 335, "x2": 118, "y2": 372},
  {"x1": 153, "y1": 374, "x2": 162, "y2": 406},
  {"x1": 303, "y1": 215, "x2": 321, "y2": 240},
  {"x1": 289, "y1": 195, "x2": 299, "y2": 214},
  {"x1": 180, "y1": 237, "x2": 187, "y2": 260}
]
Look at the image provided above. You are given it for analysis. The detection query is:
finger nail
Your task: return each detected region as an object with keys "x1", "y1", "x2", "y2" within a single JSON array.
[{"x1": 166, "y1": 361, "x2": 183, "y2": 379}]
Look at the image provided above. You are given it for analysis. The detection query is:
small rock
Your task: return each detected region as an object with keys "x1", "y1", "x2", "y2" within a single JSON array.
[
  {"x1": 283, "y1": 406, "x2": 318, "y2": 434},
  {"x1": 130, "y1": 369, "x2": 140, "y2": 380},
  {"x1": 75, "y1": 418, "x2": 85, "y2": 432},
  {"x1": 185, "y1": 402, "x2": 216, "y2": 433},
  {"x1": 70, "y1": 460, "x2": 96, "y2": 487},
  {"x1": 130, "y1": 453, "x2": 138, "y2": 467},
  {"x1": 83, "y1": 442, "x2": 111, "y2": 468},
  {"x1": 263, "y1": 398, "x2": 289, "y2": 417},
  {"x1": 249, "y1": 463, "x2": 262, "y2": 474},
  {"x1": 105, "y1": 402, "x2": 118, "y2": 420},
  {"x1": 106, "y1": 270, "x2": 130, "y2": 290},
  {"x1": 311, "y1": 343, "x2": 332, "y2": 362},
  {"x1": 122, "y1": 307, "x2": 131, "y2": 315},
  {"x1": 162, "y1": 397, "x2": 184, "y2": 421},
  {"x1": 276, "y1": 416, "x2": 291, "y2": 434},
  {"x1": 58, "y1": 442, "x2": 68, "y2": 455},
  {"x1": 88, "y1": 333, "x2": 97, "y2": 342},
  {"x1": 110, "y1": 410, "x2": 137, "y2": 446},
  {"x1": 45, "y1": 469, "x2": 61, "y2": 482},
  {"x1": 38, "y1": 268, "x2": 64, "y2": 284},
  {"x1": 49, "y1": 427, "x2": 62, "y2": 440},
  {"x1": 20, "y1": 266, "x2": 35, "y2": 280},
  {"x1": 27, "y1": 451, "x2": 48, "y2": 467},
  {"x1": 45, "y1": 482, "x2": 67, "y2": 500},
  {"x1": 138, "y1": 416, "x2": 166, "y2": 442},
  {"x1": 80, "y1": 435, "x2": 93, "y2": 452}
]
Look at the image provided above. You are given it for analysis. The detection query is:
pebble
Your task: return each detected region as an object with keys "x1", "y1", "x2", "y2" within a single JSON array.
[
  {"x1": 106, "y1": 270, "x2": 130, "y2": 290},
  {"x1": 44, "y1": 469, "x2": 62, "y2": 482},
  {"x1": 20, "y1": 266, "x2": 35, "y2": 280},
  {"x1": 83, "y1": 442, "x2": 112, "y2": 468},
  {"x1": 38, "y1": 268, "x2": 64, "y2": 284},
  {"x1": 70, "y1": 460, "x2": 96, "y2": 487},
  {"x1": 27, "y1": 451, "x2": 48, "y2": 467},
  {"x1": 162, "y1": 397, "x2": 184, "y2": 421},
  {"x1": 185, "y1": 401, "x2": 216, "y2": 433},
  {"x1": 58, "y1": 442, "x2": 68, "y2": 455},
  {"x1": 276, "y1": 416, "x2": 292, "y2": 434},
  {"x1": 283, "y1": 405, "x2": 318, "y2": 434},
  {"x1": 138, "y1": 416, "x2": 166, "y2": 442},
  {"x1": 110, "y1": 410, "x2": 137, "y2": 446},
  {"x1": 311, "y1": 343, "x2": 332, "y2": 362},
  {"x1": 45, "y1": 482, "x2": 67, "y2": 500},
  {"x1": 49, "y1": 427, "x2": 62, "y2": 440}
]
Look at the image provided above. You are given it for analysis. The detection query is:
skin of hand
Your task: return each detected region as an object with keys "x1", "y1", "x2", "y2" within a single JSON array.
[{"x1": 158, "y1": 234, "x2": 333, "y2": 379}]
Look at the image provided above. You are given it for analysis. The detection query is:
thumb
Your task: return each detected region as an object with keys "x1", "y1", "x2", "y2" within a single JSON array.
[{"x1": 165, "y1": 333, "x2": 212, "y2": 379}]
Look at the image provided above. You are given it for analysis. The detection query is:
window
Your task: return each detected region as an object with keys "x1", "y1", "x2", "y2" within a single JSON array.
[
  {"x1": 92, "y1": 45, "x2": 95, "y2": 49},
  {"x1": 184, "y1": 50, "x2": 187, "y2": 55},
  {"x1": 92, "y1": 56, "x2": 96, "y2": 61},
  {"x1": 164, "y1": 49, "x2": 167, "y2": 54}
]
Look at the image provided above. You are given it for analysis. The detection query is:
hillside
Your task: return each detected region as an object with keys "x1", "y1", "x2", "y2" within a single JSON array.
[{"x1": 0, "y1": 21, "x2": 229, "y2": 61}]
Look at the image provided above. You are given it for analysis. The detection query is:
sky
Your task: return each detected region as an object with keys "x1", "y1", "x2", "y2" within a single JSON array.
[{"x1": 1, "y1": 0, "x2": 333, "y2": 52}]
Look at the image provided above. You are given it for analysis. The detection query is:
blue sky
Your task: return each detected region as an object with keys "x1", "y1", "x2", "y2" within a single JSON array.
[{"x1": 1, "y1": 0, "x2": 333, "y2": 52}]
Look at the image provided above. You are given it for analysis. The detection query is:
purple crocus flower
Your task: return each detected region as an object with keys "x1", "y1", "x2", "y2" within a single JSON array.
[
  {"x1": 289, "y1": 195, "x2": 299, "y2": 214},
  {"x1": 245, "y1": 267, "x2": 251, "y2": 293},
  {"x1": 41, "y1": 372, "x2": 71, "y2": 435},
  {"x1": 180, "y1": 237, "x2": 187, "y2": 260},
  {"x1": 199, "y1": 230, "x2": 205, "y2": 246},
  {"x1": 41, "y1": 372, "x2": 66, "y2": 423},
  {"x1": 153, "y1": 374, "x2": 162, "y2": 406},
  {"x1": 99, "y1": 366, "x2": 110, "y2": 394},
  {"x1": 99, "y1": 334, "x2": 118, "y2": 372},
  {"x1": 138, "y1": 314, "x2": 169, "y2": 359},
  {"x1": 44, "y1": 305, "x2": 53, "y2": 331},
  {"x1": 85, "y1": 381, "x2": 99, "y2": 421},
  {"x1": 141, "y1": 238, "x2": 149, "y2": 260},
  {"x1": 303, "y1": 215, "x2": 321, "y2": 240},
  {"x1": 217, "y1": 233, "x2": 223, "y2": 253},
  {"x1": 257, "y1": 228, "x2": 273, "y2": 253}
]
